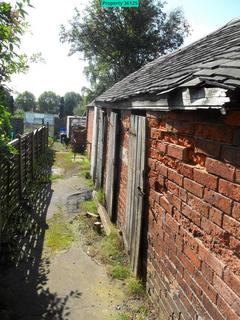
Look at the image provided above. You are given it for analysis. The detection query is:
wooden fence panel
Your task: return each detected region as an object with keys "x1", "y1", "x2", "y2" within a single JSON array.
[{"x1": 0, "y1": 126, "x2": 49, "y2": 234}]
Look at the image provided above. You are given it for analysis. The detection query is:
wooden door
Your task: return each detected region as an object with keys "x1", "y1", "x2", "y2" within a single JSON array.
[
  {"x1": 125, "y1": 114, "x2": 146, "y2": 277},
  {"x1": 105, "y1": 111, "x2": 119, "y2": 221},
  {"x1": 95, "y1": 109, "x2": 106, "y2": 189}
]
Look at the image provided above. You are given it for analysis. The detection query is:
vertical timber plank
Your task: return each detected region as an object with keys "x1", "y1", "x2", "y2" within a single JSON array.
[{"x1": 18, "y1": 134, "x2": 23, "y2": 200}]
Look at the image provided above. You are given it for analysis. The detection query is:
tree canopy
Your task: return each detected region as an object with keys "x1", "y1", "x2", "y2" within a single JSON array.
[
  {"x1": 60, "y1": 0, "x2": 190, "y2": 99},
  {"x1": 38, "y1": 91, "x2": 61, "y2": 114},
  {"x1": 15, "y1": 91, "x2": 36, "y2": 111},
  {"x1": 0, "y1": 0, "x2": 30, "y2": 154},
  {"x1": 64, "y1": 91, "x2": 82, "y2": 115}
]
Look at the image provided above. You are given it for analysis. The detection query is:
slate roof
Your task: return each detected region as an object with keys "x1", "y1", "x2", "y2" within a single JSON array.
[{"x1": 96, "y1": 18, "x2": 240, "y2": 103}]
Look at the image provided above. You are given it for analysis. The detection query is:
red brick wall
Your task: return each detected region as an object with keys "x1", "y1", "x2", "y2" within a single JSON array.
[
  {"x1": 116, "y1": 111, "x2": 130, "y2": 228},
  {"x1": 86, "y1": 106, "x2": 94, "y2": 157},
  {"x1": 146, "y1": 110, "x2": 240, "y2": 319}
]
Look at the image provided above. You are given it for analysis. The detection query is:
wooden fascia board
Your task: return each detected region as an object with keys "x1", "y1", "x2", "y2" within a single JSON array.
[{"x1": 95, "y1": 87, "x2": 230, "y2": 111}]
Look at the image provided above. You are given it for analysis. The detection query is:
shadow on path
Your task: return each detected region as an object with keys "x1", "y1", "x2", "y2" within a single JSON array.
[{"x1": 0, "y1": 151, "x2": 81, "y2": 320}]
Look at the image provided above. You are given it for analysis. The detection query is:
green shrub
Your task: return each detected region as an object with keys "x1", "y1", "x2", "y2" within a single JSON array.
[
  {"x1": 127, "y1": 278, "x2": 145, "y2": 297},
  {"x1": 109, "y1": 264, "x2": 130, "y2": 280}
]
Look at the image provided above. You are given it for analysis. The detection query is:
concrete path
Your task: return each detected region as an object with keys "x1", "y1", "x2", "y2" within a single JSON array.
[{"x1": 0, "y1": 156, "x2": 131, "y2": 320}]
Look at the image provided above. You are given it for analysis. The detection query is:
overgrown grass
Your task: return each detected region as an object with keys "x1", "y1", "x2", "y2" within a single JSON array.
[
  {"x1": 127, "y1": 277, "x2": 145, "y2": 297},
  {"x1": 45, "y1": 211, "x2": 74, "y2": 254},
  {"x1": 79, "y1": 157, "x2": 91, "y2": 177},
  {"x1": 96, "y1": 188, "x2": 105, "y2": 205},
  {"x1": 115, "y1": 314, "x2": 130, "y2": 320},
  {"x1": 80, "y1": 199, "x2": 98, "y2": 214},
  {"x1": 109, "y1": 264, "x2": 131, "y2": 280},
  {"x1": 49, "y1": 174, "x2": 63, "y2": 182}
]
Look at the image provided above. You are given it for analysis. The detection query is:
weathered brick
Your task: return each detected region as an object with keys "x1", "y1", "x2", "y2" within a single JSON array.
[
  {"x1": 213, "y1": 274, "x2": 240, "y2": 313},
  {"x1": 201, "y1": 261, "x2": 213, "y2": 284},
  {"x1": 209, "y1": 207, "x2": 223, "y2": 227},
  {"x1": 236, "y1": 169, "x2": 240, "y2": 184},
  {"x1": 217, "y1": 295, "x2": 239, "y2": 320},
  {"x1": 232, "y1": 202, "x2": 240, "y2": 221},
  {"x1": 177, "y1": 163, "x2": 194, "y2": 179},
  {"x1": 179, "y1": 187, "x2": 187, "y2": 202},
  {"x1": 178, "y1": 252, "x2": 195, "y2": 274},
  {"x1": 224, "y1": 269, "x2": 240, "y2": 298},
  {"x1": 194, "y1": 168, "x2": 218, "y2": 190},
  {"x1": 184, "y1": 178, "x2": 204, "y2": 198},
  {"x1": 148, "y1": 147, "x2": 159, "y2": 159},
  {"x1": 168, "y1": 168, "x2": 183, "y2": 186},
  {"x1": 223, "y1": 215, "x2": 240, "y2": 240},
  {"x1": 229, "y1": 236, "x2": 240, "y2": 255},
  {"x1": 183, "y1": 246, "x2": 201, "y2": 269},
  {"x1": 160, "y1": 196, "x2": 172, "y2": 214},
  {"x1": 187, "y1": 193, "x2": 210, "y2": 217},
  {"x1": 206, "y1": 157, "x2": 235, "y2": 181},
  {"x1": 195, "y1": 123, "x2": 233, "y2": 144},
  {"x1": 157, "y1": 141, "x2": 168, "y2": 153},
  {"x1": 221, "y1": 145, "x2": 240, "y2": 166},
  {"x1": 150, "y1": 128, "x2": 162, "y2": 139},
  {"x1": 166, "y1": 191, "x2": 182, "y2": 211},
  {"x1": 198, "y1": 243, "x2": 226, "y2": 277},
  {"x1": 184, "y1": 271, "x2": 202, "y2": 299},
  {"x1": 167, "y1": 144, "x2": 189, "y2": 161},
  {"x1": 202, "y1": 293, "x2": 225, "y2": 320},
  {"x1": 148, "y1": 158, "x2": 156, "y2": 170},
  {"x1": 195, "y1": 138, "x2": 221, "y2": 158},
  {"x1": 167, "y1": 180, "x2": 179, "y2": 196},
  {"x1": 194, "y1": 270, "x2": 217, "y2": 303},
  {"x1": 204, "y1": 189, "x2": 232, "y2": 214},
  {"x1": 182, "y1": 203, "x2": 201, "y2": 227},
  {"x1": 219, "y1": 179, "x2": 240, "y2": 202},
  {"x1": 167, "y1": 215, "x2": 181, "y2": 237},
  {"x1": 155, "y1": 162, "x2": 168, "y2": 177},
  {"x1": 201, "y1": 216, "x2": 224, "y2": 237}
]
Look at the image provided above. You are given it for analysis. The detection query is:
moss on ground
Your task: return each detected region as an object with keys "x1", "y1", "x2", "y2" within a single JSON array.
[{"x1": 45, "y1": 210, "x2": 74, "y2": 254}]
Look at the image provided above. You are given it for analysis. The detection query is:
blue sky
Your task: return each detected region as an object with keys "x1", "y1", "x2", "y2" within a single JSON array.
[
  {"x1": 166, "y1": 0, "x2": 240, "y2": 27},
  {"x1": 9, "y1": 0, "x2": 240, "y2": 98}
]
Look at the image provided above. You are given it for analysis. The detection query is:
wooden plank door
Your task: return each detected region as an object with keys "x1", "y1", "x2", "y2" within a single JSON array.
[
  {"x1": 96, "y1": 109, "x2": 106, "y2": 189},
  {"x1": 125, "y1": 114, "x2": 146, "y2": 277},
  {"x1": 105, "y1": 111, "x2": 119, "y2": 221}
]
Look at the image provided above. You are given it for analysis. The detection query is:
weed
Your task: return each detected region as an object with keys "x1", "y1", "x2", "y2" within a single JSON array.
[
  {"x1": 109, "y1": 264, "x2": 130, "y2": 280},
  {"x1": 53, "y1": 151, "x2": 76, "y2": 174},
  {"x1": 98, "y1": 230, "x2": 125, "y2": 264},
  {"x1": 85, "y1": 178, "x2": 95, "y2": 190},
  {"x1": 45, "y1": 211, "x2": 74, "y2": 254},
  {"x1": 49, "y1": 174, "x2": 63, "y2": 181},
  {"x1": 127, "y1": 278, "x2": 145, "y2": 297},
  {"x1": 115, "y1": 313, "x2": 130, "y2": 320},
  {"x1": 80, "y1": 200, "x2": 98, "y2": 214},
  {"x1": 79, "y1": 157, "x2": 90, "y2": 171},
  {"x1": 96, "y1": 189, "x2": 105, "y2": 205}
]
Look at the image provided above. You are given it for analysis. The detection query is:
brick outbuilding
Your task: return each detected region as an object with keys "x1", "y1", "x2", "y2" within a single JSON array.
[{"x1": 89, "y1": 18, "x2": 240, "y2": 319}]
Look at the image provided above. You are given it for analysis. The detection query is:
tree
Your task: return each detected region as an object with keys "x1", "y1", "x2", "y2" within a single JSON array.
[
  {"x1": 0, "y1": 86, "x2": 13, "y2": 113},
  {"x1": 38, "y1": 91, "x2": 61, "y2": 114},
  {"x1": 60, "y1": 0, "x2": 190, "y2": 98},
  {"x1": 0, "y1": 0, "x2": 30, "y2": 154},
  {"x1": 64, "y1": 91, "x2": 82, "y2": 115},
  {"x1": 15, "y1": 91, "x2": 36, "y2": 111}
]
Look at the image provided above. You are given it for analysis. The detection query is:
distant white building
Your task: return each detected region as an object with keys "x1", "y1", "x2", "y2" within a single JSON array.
[{"x1": 24, "y1": 112, "x2": 56, "y2": 126}]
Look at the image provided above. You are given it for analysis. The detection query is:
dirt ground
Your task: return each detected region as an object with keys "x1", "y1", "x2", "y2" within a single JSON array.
[{"x1": 0, "y1": 150, "x2": 152, "y2": 320}]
